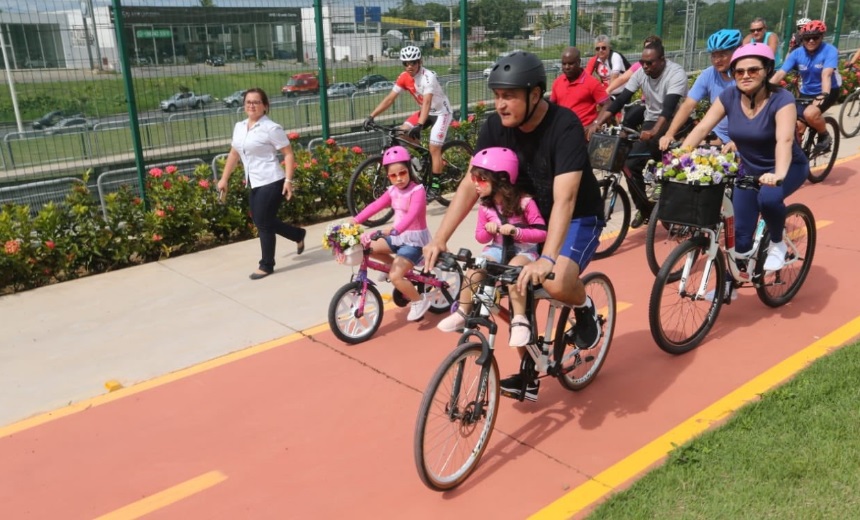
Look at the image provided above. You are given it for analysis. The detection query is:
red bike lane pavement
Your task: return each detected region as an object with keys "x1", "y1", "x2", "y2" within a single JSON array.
[{"x1": 1, "y1": 158, "x2": 859, "y2": 519}]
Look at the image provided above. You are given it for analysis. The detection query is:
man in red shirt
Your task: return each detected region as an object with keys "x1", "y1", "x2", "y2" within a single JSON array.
[{"x1": 550, "y1": 46, "x2": 609, "y2": 129}]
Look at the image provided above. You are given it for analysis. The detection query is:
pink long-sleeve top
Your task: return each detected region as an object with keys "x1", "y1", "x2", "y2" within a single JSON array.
[
  {"x1": 475, "y1": 196, "x2": 547, "y2": 246},
  {"x1": 354, "y1": 182, "x2": 431, "y2": 247}
]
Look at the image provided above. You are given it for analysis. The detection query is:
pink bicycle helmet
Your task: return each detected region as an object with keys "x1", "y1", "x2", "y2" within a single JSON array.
[
  {"x1": 471, "y1": 147, "x2": 519, "y2": 184},
  {"x1": 382, "y1": 145, "x2": 411, "y2": 166},
  {"x1": 730, "y1": 42, "x2": 775, "y2": 73}
]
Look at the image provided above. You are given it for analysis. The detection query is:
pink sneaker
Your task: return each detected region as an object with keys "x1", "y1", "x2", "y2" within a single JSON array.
[
  {"x1": 509, "y1": 315, "x2": 531, "y2": 347},
  {"x1": 437, "y1": 312, "x2": 466, "y2": 332}
]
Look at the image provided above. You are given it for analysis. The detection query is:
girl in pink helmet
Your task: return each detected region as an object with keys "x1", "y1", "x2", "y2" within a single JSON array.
[
  {"x1": 679, "y1": 43, "x2": 809, "y2": 300},
  {"x1": 437, "y1": 147, "x2": 547, "y2": 347},
  {"x1": 352, "y1": 146, "x2": 433, "y2": 321}
]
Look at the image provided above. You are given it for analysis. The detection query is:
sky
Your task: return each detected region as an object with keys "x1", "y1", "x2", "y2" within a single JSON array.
[{"x1": 0, "y1": 0, "x2": 408, "y2": 14}]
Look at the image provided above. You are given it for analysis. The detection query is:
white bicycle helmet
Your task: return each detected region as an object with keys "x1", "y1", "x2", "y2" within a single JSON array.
[
  {"x1": 796, "y1": 17, "x2": 811, "y2": 29},
  {"x1": 399, "y1": 46, "x2": 422, "y2": 62}
]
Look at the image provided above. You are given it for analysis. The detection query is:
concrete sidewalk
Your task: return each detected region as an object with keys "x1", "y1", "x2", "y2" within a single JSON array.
[{"x1": 0, "y1": 203, "x2": 481, "y2": 427}]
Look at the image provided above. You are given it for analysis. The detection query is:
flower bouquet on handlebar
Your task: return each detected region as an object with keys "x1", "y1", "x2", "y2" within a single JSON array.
[
  {"x1": 649, "y1": 147, "x2": 741, "y2": 229},
  {"x1": 322, "y1": 221, "x2": 366, "y2": 265}
]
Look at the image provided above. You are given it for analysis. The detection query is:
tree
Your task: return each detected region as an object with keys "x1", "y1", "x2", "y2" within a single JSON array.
[
  {"x1": 199, "y1": 0, "x2": 216, "y2": 7},
  {"x1": 470, "y1": 0, "x2": 527, "y2": 39}
]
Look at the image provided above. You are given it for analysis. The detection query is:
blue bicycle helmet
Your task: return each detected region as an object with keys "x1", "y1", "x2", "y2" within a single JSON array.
[{"x1": 707, "y1": 29, "x2": 743, "y2": 52}]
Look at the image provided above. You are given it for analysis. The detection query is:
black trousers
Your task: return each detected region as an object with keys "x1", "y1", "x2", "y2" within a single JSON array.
[
  {"x1": 624, "y1": 120, "x2": 663, "y2": 214},
  {"x1": 249, "y1": 178, "x2": 305, "y2": 272}
]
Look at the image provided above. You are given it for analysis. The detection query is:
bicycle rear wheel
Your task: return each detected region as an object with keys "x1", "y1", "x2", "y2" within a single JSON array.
[
  {"x1": 553, "y1": 272, "x2": 616, "y2": 391},
  {"x1": 839, "y1": 89, "x2": 860, "y2": 138},
  {"x1": 644, "y1": 202, "x2": 697, "y2": 277},
  {"x1": 434, "y1": 140, "x2": 473, "y2": 206},
  {"x1": 754, "y1": 204, "x2": 816, "y2": 307},
  {"x1": 347, "y1": 155, "x2": 394, "y2": 227},
  {"x1": 328, "y1": 281, "x2": 384, "y2": 344},
  {"x1": 805, "y1": 117, "x2": 840, "y2": 184},
  {"x1": 414, "y1": 342, "x2": 500, "y2": 491},
  {"x1": 649, "y1": 237, "x2": 725, "y2": 354},
  {"x1": 593, "y1": 177, "x2": 630, "y2": 260}
]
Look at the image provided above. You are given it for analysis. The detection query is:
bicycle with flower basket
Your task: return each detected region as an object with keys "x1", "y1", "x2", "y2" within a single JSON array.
[
  {"x1": 647, "y1": 150, "x2": 816, "y2": 354},
  {"x1": 644, "y1": 146, "x2": 742, "y2": 277},
  {"x1": 323, "y1": 222, "x2": 464, "y2": 344}
]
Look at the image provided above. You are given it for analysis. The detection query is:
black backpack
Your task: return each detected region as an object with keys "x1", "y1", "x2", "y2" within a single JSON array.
[{"x1": 612, "y1": 50, "x2": 632, "y2": 71}]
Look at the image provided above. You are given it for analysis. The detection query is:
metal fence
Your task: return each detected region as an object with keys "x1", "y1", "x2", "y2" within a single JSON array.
[{"x1": 0, "y1": 0, "x2": 856, "y2": 210}]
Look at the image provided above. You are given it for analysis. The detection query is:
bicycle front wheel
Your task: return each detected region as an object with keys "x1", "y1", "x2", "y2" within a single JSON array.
[
  {"x1": 434, "y1": 140, "x2": 473, "y2": 207},
  {"x1": 644, "y1": 202, "x2": 696, "y2": 277},
  {"x1": 839, "y1": 89, "x2": 860, "y2": 138},
  {"x1": 805, "y1": 117, "x2": 840, "y2": 184},
  {"x1": 553, "y1": 272, "x2": 617, "y2": 391},
  {"x1": 754, "y1": 203, "x2": 816, "y2": 307},
  {"x1": 593, "y1": 177, "x2": 630, "y2": 260},
  {"x1": 328, "y1": 281, "x2": 384, "y2": 344},
  {"x1": 347, "y1": 155, "x2": 394, "y2": 227},
  {"x1": 426, "y1": 266, "x2": 464, "y2": 314},
  {"x1": 414, "y1": 342, "x2": 500, "y2": 491},
  {"x1": 649, "y1": 237, "x2": 725, "y2": 354}
]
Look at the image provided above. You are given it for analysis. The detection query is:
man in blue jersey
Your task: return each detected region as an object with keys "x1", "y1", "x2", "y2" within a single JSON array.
[
  {"x1": 660, "y1": 29, "x2": 742, "y2": 152},
  {"x1": 770, "y1": 19, "x2": 841, "y2": 151}
]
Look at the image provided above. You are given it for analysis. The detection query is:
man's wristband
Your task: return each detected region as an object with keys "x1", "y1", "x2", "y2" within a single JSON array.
[
  {"x1": 285, "y1": 179, "x2": 293, "y2": 184},
  {"x1": 539, "y1": 254, "x2": 556, "y2": 265}
]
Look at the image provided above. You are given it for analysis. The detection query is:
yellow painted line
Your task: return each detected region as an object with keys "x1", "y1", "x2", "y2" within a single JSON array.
[
  {"x1": 530, "y1": 315, "x2": 860, "y2": 520},
  {"x1": 0, "y1": 331, "x2": 312, "y2": 439},
  {"x1": 94, "y1": 470, "x2": 226, "y2": 520}
]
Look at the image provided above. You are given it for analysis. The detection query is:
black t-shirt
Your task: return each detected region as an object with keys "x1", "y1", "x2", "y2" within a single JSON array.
[{"x1": 476, "y1": 102, "x2": 603, "y2": 221}]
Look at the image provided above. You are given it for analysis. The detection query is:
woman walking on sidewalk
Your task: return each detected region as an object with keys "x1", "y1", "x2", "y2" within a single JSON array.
[{"x1": 217, "y1": 88, "x2": 306, "y2": 280}]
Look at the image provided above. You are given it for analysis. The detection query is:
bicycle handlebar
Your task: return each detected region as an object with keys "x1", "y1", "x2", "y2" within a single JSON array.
[{"x1": 445, "y1": 248, "x2": 555, "y2": 284}]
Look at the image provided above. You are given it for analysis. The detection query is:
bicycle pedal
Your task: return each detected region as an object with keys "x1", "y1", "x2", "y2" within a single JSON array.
[{"x1": 500, "y1": 389, "x2": 525, "y2": 402}]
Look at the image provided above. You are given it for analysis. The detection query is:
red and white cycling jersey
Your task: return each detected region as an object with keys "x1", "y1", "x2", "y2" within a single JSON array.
[{"x1": 394, "y1": 67, "x2": 451, "y2": 115}]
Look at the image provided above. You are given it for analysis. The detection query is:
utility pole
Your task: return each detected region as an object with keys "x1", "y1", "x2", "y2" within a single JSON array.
[{"x1": 86, "y1": 0, "x2": 104, "y2": 70}]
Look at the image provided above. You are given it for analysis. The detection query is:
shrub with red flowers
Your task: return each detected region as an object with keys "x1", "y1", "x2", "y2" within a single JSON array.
[
  {"x1": 839, "y1": 63, "x2": 859, "y2": 103},
  {"x1": 282, "y1": 136, "x2": 367, "y2": 221},
  {"x1": 1, "y1": 138, "x2": 374, "y2": 293},
  {"x1": 446, "y1": 101, "x2": 485, "y2": 146}
]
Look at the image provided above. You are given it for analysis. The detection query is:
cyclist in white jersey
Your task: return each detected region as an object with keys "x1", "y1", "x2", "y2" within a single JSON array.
[{"x1": 365, "y1": 46, "x2": 453, "y2": 198}]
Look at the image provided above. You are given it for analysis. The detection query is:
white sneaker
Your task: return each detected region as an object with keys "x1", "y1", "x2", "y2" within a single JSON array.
[
  {"x1": 437, "y1": 312, "x2": 466, "y2": 332},
  {"x1": 705, "y1": 281, "x2": 737, "y2": 303},
  {"x1": 407, "y1": 294, "x2": 432, "y2": 321},
  {"x1": 763, "y1": 241, "x2": 788, "y2": 272}
]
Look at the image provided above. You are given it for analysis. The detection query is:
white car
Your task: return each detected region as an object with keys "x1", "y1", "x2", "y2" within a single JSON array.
[
  {"x1": 367, "y1": 81, "x2": 395, "y2": 94},
  {"x1": 327, "y1": 82, "x2": 358, "y2": 98}
]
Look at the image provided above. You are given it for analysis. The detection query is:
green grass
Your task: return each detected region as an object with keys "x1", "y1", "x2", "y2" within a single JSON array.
[{"x1": 588, "y1": 342, "x2": 860, "y2": 519}]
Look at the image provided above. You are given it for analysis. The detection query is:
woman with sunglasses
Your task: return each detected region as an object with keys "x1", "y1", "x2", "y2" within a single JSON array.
[
  {"x1": 770, "y1": 20, "x2": 841, "y2": 153},
  {"x1": 679, "y1": 43, "x2": 809, "y2": 284},
  {"x1": 436, "y1": 147, "x2": 547, "y2": 349},
  {"x1": 351, "y1": 146, "x2": 433, "y2": 322}
]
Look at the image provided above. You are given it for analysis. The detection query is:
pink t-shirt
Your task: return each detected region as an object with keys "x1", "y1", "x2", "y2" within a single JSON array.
[{"x1": 354, "y1": 182, "x2": 430, "y2": 247}]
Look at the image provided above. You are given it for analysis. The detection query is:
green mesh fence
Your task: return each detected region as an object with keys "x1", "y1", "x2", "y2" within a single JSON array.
[{"x1": 0, "y1": 0, "x2": 856, "y2": 210}]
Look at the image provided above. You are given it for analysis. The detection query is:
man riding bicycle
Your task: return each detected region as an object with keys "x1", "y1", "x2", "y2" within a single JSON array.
[
  {"x1": 587, "y1": 40, "x2": 689, "y2": 229},
  {"x1": 365, "y1": 46, "x2": 453, "y2": 199},
  {"x1": 770, "y1": 20, "x2": 841, "y2": 152},
  {"x1": 423, "y1": 51, "x2": 605, "y2": 402}
]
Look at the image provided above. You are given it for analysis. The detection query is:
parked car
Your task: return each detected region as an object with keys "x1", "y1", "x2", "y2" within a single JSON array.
[
  {"x1": 159, "y1": 92, "x2": 214, "y2": 112},
  {"x1": 355, "y1": 74, "x2": 388, "y2": 90},
  {"x1": 43, "y1": 117, "x2": 96, "y2": 135},
  {"x1": 282, "y1": 73, "x2": 320, "y2": 97},
  {"x1": 205, "y1": 55, "x2": 225, "y2": 66},
  {"x1": 367, "y1": 81, "x2": 395, "y2": 94},
  {"x1": 32, "y1": 110, "x2": 68, "y2": 130},
  {"x1": 223, "y1": 90, "x2": 247, "y2": 108},
  {"x1": 274, "y1": 49, "x2": 297, "y2": 60},
  {"x1": 483, "y1": 51, "x2": 517, "y2": 78},
  {"x1": 327, "y1": 82, "x2": 357, "y2": 98}
]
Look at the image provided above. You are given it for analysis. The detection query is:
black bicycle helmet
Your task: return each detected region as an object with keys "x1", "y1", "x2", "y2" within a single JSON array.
[{"x1": 487, "y1": 51, "x2": 547, "y2": 93}]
